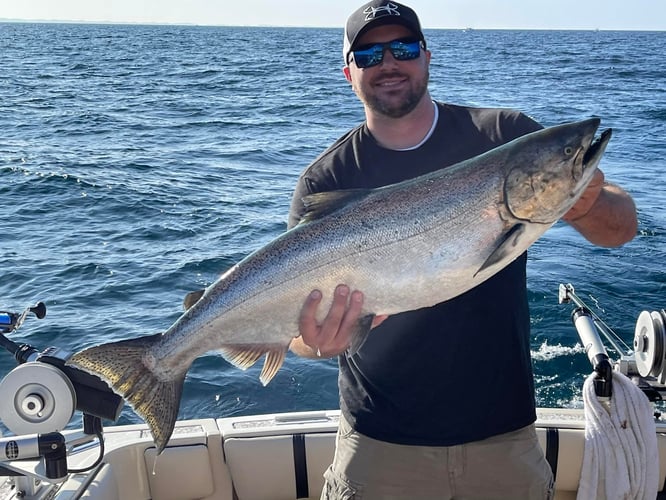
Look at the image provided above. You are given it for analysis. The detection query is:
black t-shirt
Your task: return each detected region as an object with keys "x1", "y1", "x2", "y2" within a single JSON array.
[{"x1": 288, "y1": 102, "x2": 544, "y2": 446}]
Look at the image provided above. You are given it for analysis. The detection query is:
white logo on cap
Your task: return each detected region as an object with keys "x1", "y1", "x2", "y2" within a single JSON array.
[{"x1": 363, "y1": 2, "x2": 400, "y2": 20}]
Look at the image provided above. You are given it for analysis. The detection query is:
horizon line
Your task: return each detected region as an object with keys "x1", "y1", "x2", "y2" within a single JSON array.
[{"x1": 1, "y1": 18, "x2": 664, "y2": 32}]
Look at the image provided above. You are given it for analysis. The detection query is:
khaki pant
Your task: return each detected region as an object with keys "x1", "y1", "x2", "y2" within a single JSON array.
[{"x1": 321, "y1": 416, "x2": 553, "y2": 500}]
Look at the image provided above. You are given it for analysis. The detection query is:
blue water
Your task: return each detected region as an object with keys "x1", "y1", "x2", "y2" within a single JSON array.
[{"x1": 1, "y1": 24, "x2": 665, "y2": 431}]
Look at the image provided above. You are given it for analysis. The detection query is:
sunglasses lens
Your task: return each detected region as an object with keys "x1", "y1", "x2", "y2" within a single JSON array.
[
  {"x1": 352, "y1": 39, "x2": 421, "y2": 68},
  {"x1": 353, "y1": 46, "x2": 383, "y2": 68},
  {"x1": 390, "y1": 40, "x2": 421, "y2": 61}
]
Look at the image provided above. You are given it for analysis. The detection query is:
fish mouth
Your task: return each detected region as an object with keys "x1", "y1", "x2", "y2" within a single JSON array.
[{"x1": 583, "y1": 127, "x2": 612, "y2": 166}]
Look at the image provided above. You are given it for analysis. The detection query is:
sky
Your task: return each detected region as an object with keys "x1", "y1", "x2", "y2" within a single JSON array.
[{"x1": 1, "y1": 0, "x2": 665, "y2": 31}]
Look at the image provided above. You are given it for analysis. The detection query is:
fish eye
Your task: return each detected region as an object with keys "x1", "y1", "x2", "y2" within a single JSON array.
[{"x1": 564, "y1": 146, "x2": 574, "y2": 156}]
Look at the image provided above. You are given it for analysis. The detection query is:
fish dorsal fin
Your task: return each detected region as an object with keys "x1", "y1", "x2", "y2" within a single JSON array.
[
  {"x1": 299, "y1": 189, "x2": 372, "y2": 224},
  {"x1": 475, "y1": 223, "x2": 526, "y2": 276},
  {"x1": 219, "y1": 344, "x2": 289, "y2": 386},
  {"x1": 183, "y1": 288, "x2": 206, "y2": 310}
]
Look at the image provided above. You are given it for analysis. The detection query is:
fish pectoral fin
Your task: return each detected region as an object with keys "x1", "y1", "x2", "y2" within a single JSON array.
[
  {"x1": 299, "y1": 188, "x2": 372, "y2": 224},
  {"x1": 183, "y1": 289, "x2": 206, "y2": 310},
  {"x1": 219, "y1": 343, "x2": 289, "y2": 386},
  {"x1": 475, "y1": 223, "x2": 526, "y2": 276},
  {"x1": 348, "y1": 314, "x2": 376, "y2": 357}
]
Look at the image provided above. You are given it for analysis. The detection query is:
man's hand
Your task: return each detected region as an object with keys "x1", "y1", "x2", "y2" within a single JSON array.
[
  {"x1": 561, "y1": 167, "x2": 637, "y2": 247},
  {"x1": 562, "y1": 168, "x2": 604, "y2": 223},
  {"x1": 290, "y1": 285, "x2": 388, "y2": 358}
]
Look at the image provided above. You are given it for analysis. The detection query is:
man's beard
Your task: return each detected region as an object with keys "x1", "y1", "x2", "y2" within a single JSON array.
[{"x1": 356, "y1": 69, "x2": 429, "y2": 119}]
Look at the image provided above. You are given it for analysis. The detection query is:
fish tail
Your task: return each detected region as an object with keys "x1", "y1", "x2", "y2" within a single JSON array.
[{"x1": 67, "y1": 333, "x2": 184, "y2": 454}]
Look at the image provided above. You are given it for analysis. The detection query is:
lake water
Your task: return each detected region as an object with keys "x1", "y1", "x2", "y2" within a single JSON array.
[{"x1": 1, "y1": 24, "x2": 665, "y2": 430}]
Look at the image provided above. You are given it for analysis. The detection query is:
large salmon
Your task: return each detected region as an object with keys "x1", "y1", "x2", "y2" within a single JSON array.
[{"x1": 68, "y1": 118, "x2": 611, "y2": 452}]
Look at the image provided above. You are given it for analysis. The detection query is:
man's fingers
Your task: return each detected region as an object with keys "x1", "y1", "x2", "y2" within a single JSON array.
[
  {"x1": 297, "y1": 285, "x2": 374, "y2": 358},
  {"x1": 319, "y1": 285, "x2": 351, "y2": 337},
  {"x1": 298, "y1": 289, "x2": 322, "y2": 343},
  {"x1": 337, "y1": 290, "x2": 364, "y2": 335},
  {"x1": 563, "y1": 168, "x2": 605, "y2": 222}
]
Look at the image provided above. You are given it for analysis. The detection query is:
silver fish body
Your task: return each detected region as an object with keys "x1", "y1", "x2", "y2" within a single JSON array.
[{"x1": 69, "y1": 118, "x2": 611, "y2": 452}]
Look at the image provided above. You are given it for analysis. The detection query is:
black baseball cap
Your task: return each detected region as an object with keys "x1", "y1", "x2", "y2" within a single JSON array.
[{"x1": 343, "y1": 0, "x2": 426, "y2": 65}]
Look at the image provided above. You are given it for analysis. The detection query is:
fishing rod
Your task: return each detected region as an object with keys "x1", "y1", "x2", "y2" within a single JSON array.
[
  {"x1": 559, "y1": 283, "x2": 666, "y2": 403},
  {"x1": 558, "y1": 283, "x2": 633, "y2": 357}
]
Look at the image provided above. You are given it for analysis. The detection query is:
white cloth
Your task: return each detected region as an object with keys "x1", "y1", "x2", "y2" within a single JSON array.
[{"x1": 577, "y1": 371, "x2": 659, "y2": 500}]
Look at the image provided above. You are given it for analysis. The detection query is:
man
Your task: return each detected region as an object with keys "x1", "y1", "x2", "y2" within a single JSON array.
[{"x1": 288, "y1": 1, "x2": 638, "y2": 498}]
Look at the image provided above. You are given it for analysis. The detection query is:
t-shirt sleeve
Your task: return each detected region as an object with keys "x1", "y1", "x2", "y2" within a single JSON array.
[
  {"x1": 503, "y1": 110, "x2": 544, "y2": 139},
  {"x1": 287, "y1": 128, "x2": 362, "y2": 229}
]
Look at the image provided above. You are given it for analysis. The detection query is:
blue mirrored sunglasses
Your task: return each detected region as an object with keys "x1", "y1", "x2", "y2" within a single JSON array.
[{"x1": 350, "y1": 38, "x2": 423, "y2": 69}]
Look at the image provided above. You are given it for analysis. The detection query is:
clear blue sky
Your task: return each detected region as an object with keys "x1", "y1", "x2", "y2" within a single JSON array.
[{"x1": 2, "y1": 0, "x2": 664, "y2": 30}]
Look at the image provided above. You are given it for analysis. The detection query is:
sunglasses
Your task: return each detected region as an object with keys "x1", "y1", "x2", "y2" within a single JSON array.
[{"x1": 349, "y1": 38, "x2": 423, "y2": 69}]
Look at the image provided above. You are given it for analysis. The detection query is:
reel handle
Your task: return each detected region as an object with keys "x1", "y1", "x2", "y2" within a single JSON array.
[{"x1": 0, "y1": 302, "x2": 46, "y2": 335}]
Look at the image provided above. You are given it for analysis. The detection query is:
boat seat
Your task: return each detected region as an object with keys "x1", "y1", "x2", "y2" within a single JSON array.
[
  {"x1": 224, "y1": 432, "x2": 335, "y2": 500},
  {"x1": 221, "y1": 423, "x2": 666, "y2": 499}
]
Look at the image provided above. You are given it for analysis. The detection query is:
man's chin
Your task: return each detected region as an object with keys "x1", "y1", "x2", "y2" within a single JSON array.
[{"x1": 370, "y1": 96, "x2": 421, "y2": 119}]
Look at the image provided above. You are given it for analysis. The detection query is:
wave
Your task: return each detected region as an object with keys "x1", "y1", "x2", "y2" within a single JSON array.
[{"x1": 531, "y1": 341, "x2": 585, "y2": 362}]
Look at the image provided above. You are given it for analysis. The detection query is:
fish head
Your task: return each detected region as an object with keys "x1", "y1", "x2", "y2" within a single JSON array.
[{"x1": 504, "y1": 118, "x2": 612, "y2": 224}]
